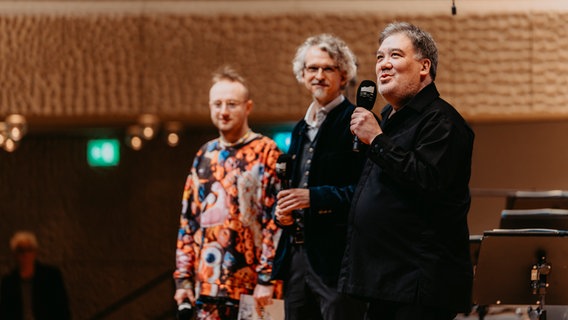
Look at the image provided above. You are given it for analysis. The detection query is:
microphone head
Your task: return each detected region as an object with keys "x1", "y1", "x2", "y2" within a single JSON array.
[
  {"x1": 276, "y1": 154, "x2": 293, "y2": 180},
  {"x1": 356, "y1": 80, "x2": 377, "y2": 110},
  {"x1": 177, "y1": 299, "x2": 193, "y2": 320}
]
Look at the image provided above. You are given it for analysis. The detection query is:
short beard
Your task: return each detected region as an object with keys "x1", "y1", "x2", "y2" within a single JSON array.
[{"x1": 313, "y1": 87, "x2": 325, "y2": 99}]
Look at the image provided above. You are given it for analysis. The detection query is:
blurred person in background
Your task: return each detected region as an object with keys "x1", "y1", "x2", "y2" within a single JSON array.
[{"x1": 0, "y1": 230, "x2": 71, "y2": 320}]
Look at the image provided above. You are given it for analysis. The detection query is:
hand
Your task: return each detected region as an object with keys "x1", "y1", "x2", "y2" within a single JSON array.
[
  {"x1": 275, "y1": 189, "x2": 310, "y2": 226},
  {"x1": 276, "y1": 188, "x2": 310, "y2": 212},
  {"x1": 253, "y1": 284, "x2": 274, "y2": 317},
  {"x1": 174, "y1": 288, "x2": 196, "y2": 305},
  {"x1": 275, "y1": 208, "x2": 294, "y2": 226},
  {"x1": 350, "y1": 107, "x2": 382, "y2": 145}
]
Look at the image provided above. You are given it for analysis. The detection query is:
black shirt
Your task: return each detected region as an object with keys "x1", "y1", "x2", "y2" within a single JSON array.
[{"x1": 339, "y1": 82, "x2": 475, "y2": 313}]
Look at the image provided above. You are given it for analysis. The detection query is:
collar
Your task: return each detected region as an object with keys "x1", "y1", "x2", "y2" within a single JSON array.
[
  {"x1": 304, "y1": 95, "x2": 345, "y2": 127},
  {"x1": 380, "y1": 82, "x2": 439, "y2": 120},
  {"x1": 219, "y1": 129, "x2": 258, "y2": 148}
]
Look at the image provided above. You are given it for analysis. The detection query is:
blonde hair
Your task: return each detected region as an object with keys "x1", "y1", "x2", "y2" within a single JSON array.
[
  {"x1": 211, "y1": 65, "x2": 250, "y2": 100},
  {"x1": 9, "y1": 231, "x2": 38, "y2": 252}
]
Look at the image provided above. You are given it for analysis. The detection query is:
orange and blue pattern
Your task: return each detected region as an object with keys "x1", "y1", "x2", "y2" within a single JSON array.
[{"x1": 174, "y1": 134, "x2": 281, "y2": 302}]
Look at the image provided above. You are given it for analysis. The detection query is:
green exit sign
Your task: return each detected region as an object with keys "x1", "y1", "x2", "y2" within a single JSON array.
[{"x1": 87, "y1": 139, "x2": 120, "y2": 167}]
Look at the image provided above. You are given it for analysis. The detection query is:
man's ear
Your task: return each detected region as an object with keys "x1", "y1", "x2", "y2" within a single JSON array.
[
  {"x1": 340, "y1": 71, "x2": 348, "y2": 88},
  {"x1": 245, "y1": 99, "x2": 253, "y2": 115},
  {"x1": 420, "y1": 59, "x2": 431, "y2": 76}
]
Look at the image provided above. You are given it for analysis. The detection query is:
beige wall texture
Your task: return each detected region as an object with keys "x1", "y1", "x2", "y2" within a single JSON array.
[
  {"x1": 2, "y1": 1, "x2": 568, "y2": 319},
  {"x1": 1, "y1": 1, "x2": 568, "y2": 129}
]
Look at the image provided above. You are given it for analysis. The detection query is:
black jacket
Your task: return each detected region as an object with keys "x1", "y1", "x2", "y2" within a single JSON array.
[
  {"x1": 272, "y1": 98, "x2": 367, "y2": 286},
  {"x1": 338, "y1": 83, "x2": 474, "y2": 313},
  {"x1": 0, "y1": 262, "x2": 71, "y2": 320}
]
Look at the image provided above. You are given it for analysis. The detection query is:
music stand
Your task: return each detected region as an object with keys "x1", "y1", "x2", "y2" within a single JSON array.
[
  {"x1": 470, "y1": 234, "x2": 483, "y2": 268},
  {"x1": 473, "y1": 230, "x2": 568, "y2": 320},
  {"x1": 506, "y1": 190, "x2": 568, "y2": 210},
  {"x1": 500, "y1": 208, "x2": 568, "y2": 230}
]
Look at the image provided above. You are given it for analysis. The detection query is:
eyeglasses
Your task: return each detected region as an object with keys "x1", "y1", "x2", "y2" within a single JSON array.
[
  {"x1": 209, "y1": 100, "x2": 246, "y2": 109},
  {"x1": 304, "y1": 65, "x2": 339, "y2": 75}
]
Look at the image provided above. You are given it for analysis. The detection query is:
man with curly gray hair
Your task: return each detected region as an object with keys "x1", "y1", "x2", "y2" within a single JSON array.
[{"x1": 271, "y1": 34, "x2": 367, "y2": 320}]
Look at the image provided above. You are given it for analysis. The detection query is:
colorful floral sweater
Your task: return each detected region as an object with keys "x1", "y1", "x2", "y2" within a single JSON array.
[{"x1": 174, "y1": 133, "x2": 281, "y2": 301}]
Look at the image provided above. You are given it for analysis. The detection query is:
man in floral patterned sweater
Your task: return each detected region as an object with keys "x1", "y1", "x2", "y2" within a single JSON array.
[{"x1": 173, "y1": 65, "x2": 282, "y2": 319}]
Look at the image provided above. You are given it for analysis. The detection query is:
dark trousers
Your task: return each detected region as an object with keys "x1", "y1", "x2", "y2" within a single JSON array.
[
  {"x1": 366, "y1": 300, "x2": 457, "y2": 320},
  {"x1": 283, "y1": 245, "x2": 367, "y2": 320}
]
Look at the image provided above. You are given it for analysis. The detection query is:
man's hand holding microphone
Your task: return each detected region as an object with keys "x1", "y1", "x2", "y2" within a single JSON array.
[
  {"x1": 174, "y1": 288, "x2": 195, "y2": 320},
  {"x1": 274, "y1": 154, "x2": 310, "y2": 226},
  {"x1": 352, "y1": 80, "x2": 381, "y2": 149}
]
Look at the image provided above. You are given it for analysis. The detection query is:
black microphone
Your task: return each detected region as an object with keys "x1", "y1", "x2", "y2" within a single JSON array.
[
  {"x1": 177, "y1": 298, "x2": 193, "y2": 320},
  {"x1": 275, "y1": 154, "x2": 302, "y2": 234},
  {"x1": 276, "y1": 154, "x2": 293, "y2": 190},
  {"x1": 353, "y1": 80, "x2": 377, "y2": 152}
]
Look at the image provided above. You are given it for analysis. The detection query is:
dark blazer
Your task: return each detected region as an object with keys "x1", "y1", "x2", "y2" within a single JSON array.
[
  {"x1": 0, "y1": 262, "x2": 71, "y2": 320},
  {"x1": 272, "y1": 98, "x2": 367, "y2": 286}
]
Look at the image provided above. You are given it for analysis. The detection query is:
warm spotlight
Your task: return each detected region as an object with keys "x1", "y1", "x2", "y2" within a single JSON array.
[
  {"x1": 0, "y1": 122, "x2": 6, "y2": 147},
  {"x1": 166, "y1": 132, "x2": 179, "y2": 147},
  {"x1": 130, "y1": 136, "x2": 143, "y2": 150},
  {"x1": 5, "y1": 114, "x2": 27, "y2": 142},
  {"x1": 138, "y1": 114, "x2": 160, "y2": 140},
  {"x1": 3, "y1": 138, "x2": 18, "y2": 152},
  {"x1": 126, "y1": 125, "x2": 144, "y2": 150},
  {"x1": 164, "y1": 121, "x2": 183, "y2": 147}
]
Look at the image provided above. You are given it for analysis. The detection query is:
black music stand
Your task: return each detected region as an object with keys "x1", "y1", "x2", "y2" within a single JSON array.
[
  {"x1": 470, "y1": 235, "x2": 483, "y2": 268},
  {"x1": 472, "y1": 229, "x2": 568, "y2": 320},
  {"x1": 500, "y1": 208, "x2": 568, "y2": 230},
  {"x1": 506, "y1": 190, "x2": 568, "y2": 210}
]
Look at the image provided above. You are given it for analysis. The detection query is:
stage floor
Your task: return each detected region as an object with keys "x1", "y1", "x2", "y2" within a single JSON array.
[{"x1": 456, "y1": 305, "x2": 568, "y2": 320}]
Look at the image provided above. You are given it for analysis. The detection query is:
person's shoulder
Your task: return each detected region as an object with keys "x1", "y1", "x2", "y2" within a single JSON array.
[
  {"x1": 420, "y1": 85, "x2": 458, "y2": 115},
  {"x1": 195, "y1": 138, "x2": 221, "y2": 154},
  {"x1": 325, "y1": 98, "x2": 354, "y2": 116},
  {"x1": 433, "y1": 97, "x2": 467, "y2": 120},
  {"x1": 327, "y1": 99, "x2": 357, "y2": 123},
  {"x1": 202, "y1": 137, "x2": 221, "y2": 148},
  {"x1": 248, "y1": 134, "x2": 280, "y2": 151},
  {"x1": 33, "y1": 263, "x2": 67, "y2": 289},
  {"x1": 1, "y1": 268, "x2": 19, "y2": 282},
  {"x1": 427, "y1": 97, "x2": 473, "y2": 135},
  {"x1": 35, "y1": 261, "x2": 63, "y2": 275},
  {"x1": 340, "y1": 97, "x2": 356, "y2": 110},
  {"x1": 291, "y1": 119, "x2": 305, "y2": 134},
  {"x1": 258, "y1": 134, "x2": 278, "y2": 145}
]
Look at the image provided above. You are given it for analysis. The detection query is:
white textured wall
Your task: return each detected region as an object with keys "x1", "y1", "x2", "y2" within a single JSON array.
[{"x1": 1, "y1": 1, "x2": 568, "y2": 130}]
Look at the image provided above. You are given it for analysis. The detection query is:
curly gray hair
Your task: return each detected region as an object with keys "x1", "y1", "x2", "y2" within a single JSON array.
[{"x1": 292, "y1": 34, "x2": 357, "y2": 88}]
